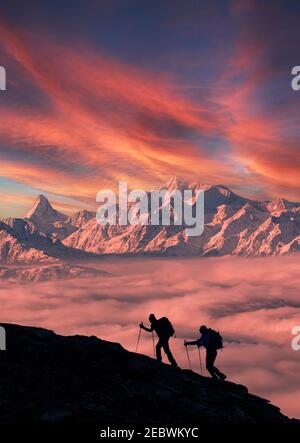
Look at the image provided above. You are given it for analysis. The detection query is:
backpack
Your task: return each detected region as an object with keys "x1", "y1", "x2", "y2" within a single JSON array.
[
  {"x1": 158, "y1": 317, "x2": 175, "y2": 338},
  {"x1": 209, "y1": 329, "x2": 223, "y2": 350}
]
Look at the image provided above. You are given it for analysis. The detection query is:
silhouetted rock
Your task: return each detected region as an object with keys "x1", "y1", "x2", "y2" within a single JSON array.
[{"x1": 0, "y1": 324, "x2": 295, "y2": 424}]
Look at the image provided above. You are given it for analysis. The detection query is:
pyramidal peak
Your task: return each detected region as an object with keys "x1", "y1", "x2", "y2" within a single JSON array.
[{"x1": 26, "y1": 194, "x2": 67, "y2": 222}]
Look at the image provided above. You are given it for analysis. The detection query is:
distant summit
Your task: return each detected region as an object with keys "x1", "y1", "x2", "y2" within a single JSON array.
[
  {"x1": 67, "y1": 209, "x2": 96, "y2": 229},
  {"x1": 25, "y1": 195, "x2": 76, "y2": 239},
  {"x1": 26, "y1": 194, "x2": 67, "y2": 222}
]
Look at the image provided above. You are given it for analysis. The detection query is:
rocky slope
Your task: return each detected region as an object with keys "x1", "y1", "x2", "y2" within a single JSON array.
[
  {"x1": 0, "y1": 219, "x2": 59, "y2": 263},
  {"x1": 0, "y1": 217, "x2": 98, "y2": 264},
  {"x1": 0, "y1": 323, "x2": 294, "y2": 424},
  {"x1": 66, "y1": 209, "x2": 96, "y2": 229}
]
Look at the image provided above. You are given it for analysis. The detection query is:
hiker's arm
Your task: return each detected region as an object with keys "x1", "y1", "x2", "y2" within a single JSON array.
[
  {"x1": 139, "y1": 323, "x2": 153, "y2": 332},
  {"x1": 184, "y1": 340, "x2": 199, "y2": 346},
  {"x1": 196, "y1": 338, "x2": 203, "y2": 347}
]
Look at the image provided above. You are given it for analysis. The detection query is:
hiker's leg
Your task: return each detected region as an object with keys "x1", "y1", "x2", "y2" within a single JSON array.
[
  {"x1": 206, "y1": 349, "x2": 218, "y2": 379},
  {"x1": 156, "y1": 339, "x2": 163, "y2": 361},
  {"x1": 162, "y1": 338, "x2": 177, "y2": 366},
  {"x1": 212, "y1": 351, "x2": 226, "y2": 380}
]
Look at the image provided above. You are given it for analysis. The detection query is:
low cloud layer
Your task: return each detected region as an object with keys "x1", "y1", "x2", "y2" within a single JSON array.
[{"x1": 1, "y1": 255, "x2": 300, "y2": 418}]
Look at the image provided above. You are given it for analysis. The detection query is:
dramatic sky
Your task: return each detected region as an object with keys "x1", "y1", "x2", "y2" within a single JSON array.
[{"x1": 0, "y1": 0, "x2": 300, "y2": 216}]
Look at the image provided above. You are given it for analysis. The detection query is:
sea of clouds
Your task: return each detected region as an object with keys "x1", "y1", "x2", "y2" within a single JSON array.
[{"x1": 1, "y1": 255, "x2": 300, "y2": 418}]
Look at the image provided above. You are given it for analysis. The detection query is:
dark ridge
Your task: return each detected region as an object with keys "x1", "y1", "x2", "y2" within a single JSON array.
[{"x1": 0, "y1": 323, "x2": 296, "y2": 425}]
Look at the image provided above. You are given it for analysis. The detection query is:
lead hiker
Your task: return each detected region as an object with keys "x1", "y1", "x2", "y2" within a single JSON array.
[
  {"x1": 139, "y1": 314, "x2": 178, "y2": 367},
  {"x1": 184, "y1": 325, "x2": 226, "y2": 381}
]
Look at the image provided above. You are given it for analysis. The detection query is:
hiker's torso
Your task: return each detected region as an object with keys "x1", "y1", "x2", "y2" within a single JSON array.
[
  {"x1": 199, "y1": 329, "x2": 216, "y2": 350},
  {"x1": 151, "y1": 318, "x2": 169, "y2": 338}
]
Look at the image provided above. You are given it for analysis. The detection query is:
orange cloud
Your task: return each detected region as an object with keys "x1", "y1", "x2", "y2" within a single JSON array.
[
  {"x1": 0, "y1": 15, "x2": 299, "y2": 211},
  {"x1": 213, "y1": 23, "x2": 300, "y2": 201},
  {"x1": 0, "y1": 20, "x2": 232, "y2": 206}
]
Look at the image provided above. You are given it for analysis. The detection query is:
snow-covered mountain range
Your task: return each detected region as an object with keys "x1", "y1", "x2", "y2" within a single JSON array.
[
  {"x1": 0, "y1": 263, "x2": 108, "y2": 282},
  {"x1": 1, "y1": 178, "x2": 299, "y2": 265}
]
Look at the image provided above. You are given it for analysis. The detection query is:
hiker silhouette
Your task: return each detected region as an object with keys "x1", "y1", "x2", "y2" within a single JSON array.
[
  {"x1": 139, "y1": 314, "x2": 177, "y2": 367},
  {"x1": 184, "y1": 325, "x2": 226, "y2": 381}
]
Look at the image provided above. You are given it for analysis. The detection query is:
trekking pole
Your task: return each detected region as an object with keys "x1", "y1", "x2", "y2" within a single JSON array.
[
  {"x1": 197, "y1": 346, "x2": 203, "y2": 375},
  {"x1": 151, "y1": 331, "x2": 156, "y2": 358},
  {"x1": 135, "y1": 328, "x2": 142, "y2": 353},
  {"x1": 184, "y1": 342, "x2": 192, "y2": 370}
]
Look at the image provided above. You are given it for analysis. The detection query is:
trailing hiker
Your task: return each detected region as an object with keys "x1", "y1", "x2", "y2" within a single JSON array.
[
  {"x1": 184, "y1": 325, "x2": 226, "y2": 381},
  {"x1": 139, "y1": 314, "x2": 178, "y2": 367}
]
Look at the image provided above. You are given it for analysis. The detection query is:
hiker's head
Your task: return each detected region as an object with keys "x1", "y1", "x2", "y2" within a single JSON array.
[
  {"x1": 199, "y1": 325, "x2": 207, "y2": 334},
  {"x1": 149, "y1": 314, "x2": 156, "y2": 323}
]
